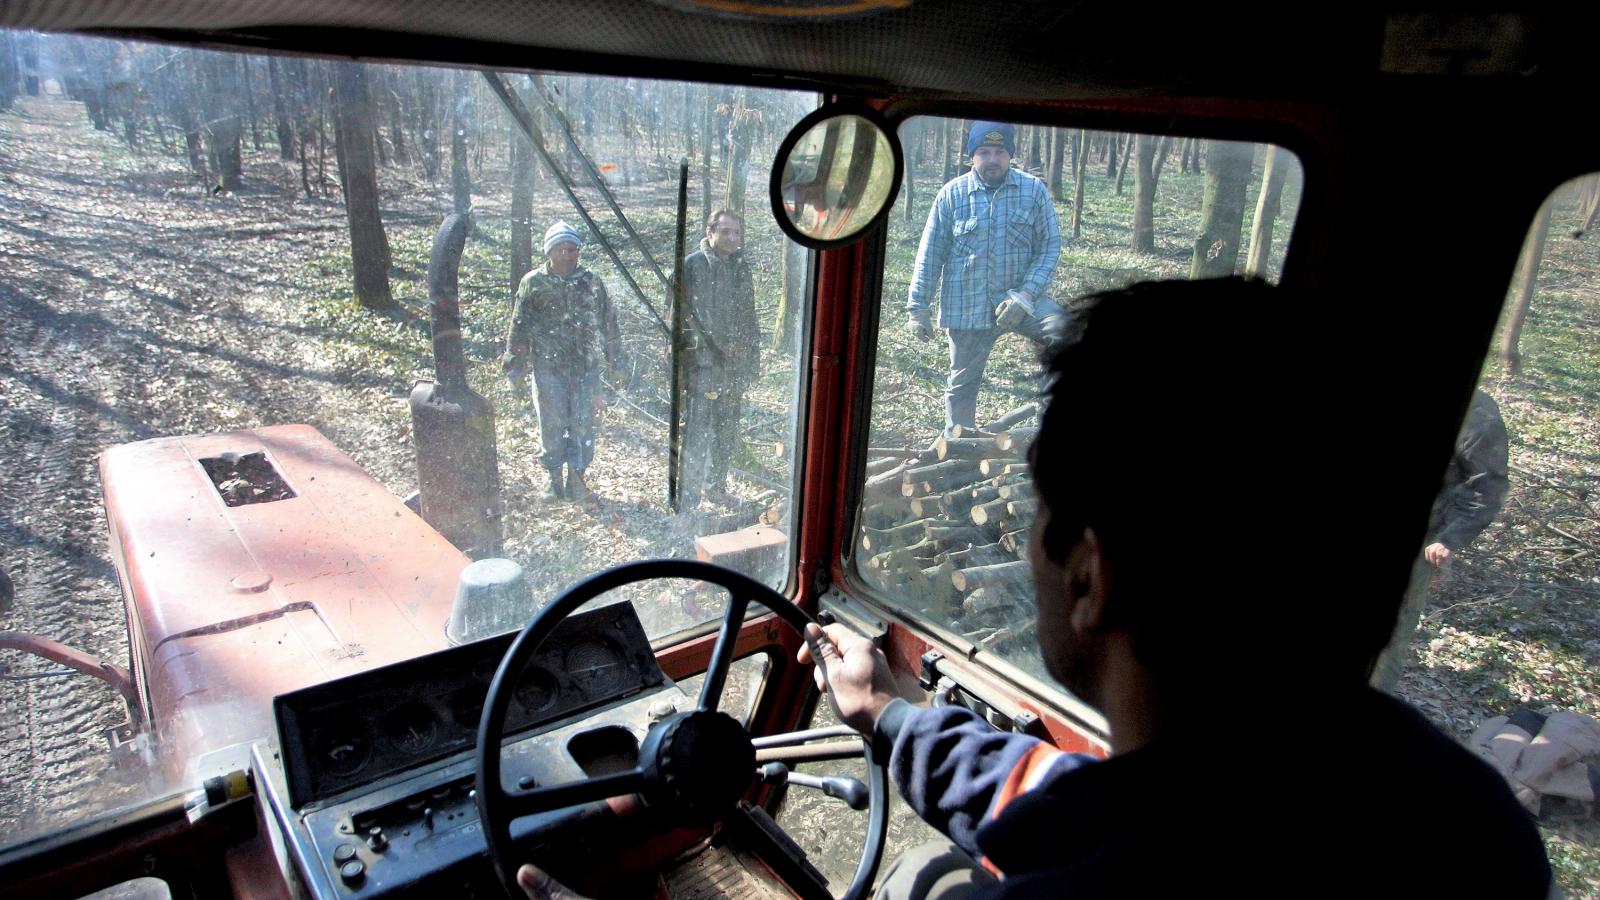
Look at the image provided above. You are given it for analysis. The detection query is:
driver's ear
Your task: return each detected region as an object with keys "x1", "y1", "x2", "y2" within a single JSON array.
[{"x1": 1067, "y1": 527, "x2": 1111, "y2": 633}]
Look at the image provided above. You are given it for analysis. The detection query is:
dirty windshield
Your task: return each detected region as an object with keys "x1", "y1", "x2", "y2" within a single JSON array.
[
  {"x1": 857, "y1": 119, "x2": 1303, "y2": 685},
  {"x1": 0, "y1": 32, "x2": 816, "y2": 846}
]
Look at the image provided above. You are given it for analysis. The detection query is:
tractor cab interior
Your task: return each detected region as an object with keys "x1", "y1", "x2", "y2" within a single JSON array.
[{"x1": 1, "y1": 5, "x2": 1598, "y2": 900}]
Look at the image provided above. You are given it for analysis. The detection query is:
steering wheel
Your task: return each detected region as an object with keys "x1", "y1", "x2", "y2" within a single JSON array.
[{"x1": 475, "y1": 559, "x2": 888, "y2": 900}]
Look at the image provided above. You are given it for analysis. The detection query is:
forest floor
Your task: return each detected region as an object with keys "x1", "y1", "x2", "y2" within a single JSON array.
[{"x1": 3, "y1": 92, "x2": 1599, "y2": 895}]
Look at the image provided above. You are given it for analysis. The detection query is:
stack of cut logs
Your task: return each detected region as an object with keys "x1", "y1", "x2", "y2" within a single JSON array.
[{"x1": 859, "y1": 404, "x2": 1040, "y2": 649}]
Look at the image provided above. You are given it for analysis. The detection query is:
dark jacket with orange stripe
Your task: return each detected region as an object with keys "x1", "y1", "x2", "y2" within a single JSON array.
[{"x1": 873, "y1": 690, "x2": 1551, "y2": 897}]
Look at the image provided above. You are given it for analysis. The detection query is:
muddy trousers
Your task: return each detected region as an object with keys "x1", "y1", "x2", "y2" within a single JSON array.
[
  {"x1": 944, "y1": 297, "x2": 1068, "y2": 434},
  {"x1": 874, "y1": 842, "x2": 996, "y2": 900},
  {"x1": 681, "y1": 384, "x2": 742, "y2": 504},
  {"x1": 533, "y1": 369, "x2": 598, "y2": 471}
]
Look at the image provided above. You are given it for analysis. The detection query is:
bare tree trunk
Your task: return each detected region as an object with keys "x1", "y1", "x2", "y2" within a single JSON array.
[
  {"x1": 510, "y1": 127, "x2": 534, "y2": 296},
  {"x1": 944, "y1": 119, "x2": 961, "y2": 181},
  {"x1": 901, "y1": 117, "x2": 921, "y2": 225},
  {"x1": 450, "y1": 72, "x2": 473, "y2": 214},
  {"x1": 1104, "y1": 132, "x2": 1121, "y2": 177},
  {"x1": 722, "y1": 88, "x2": 756, "y2": 218},
  {"x1": 773, "y1": 238, "x2": 806, "y2": 353},
  {"x1": 1189, "y1": 140, "x2": 1253, "y2": 279},
  {"x1": 1048, "y1": 127, "x2": 1066, "y2": 200},
  {"x1": 1244, "y1": 145, "x2": 1290, "y2": 278},
  {"x1": 1130, "y1": 134, "x2": 1157, "y2": 253},
  {"x1": 1179, "y1": 137, "x2": 1193, "y2": 174},
  {"x1": 1499, "y1": 198, "x2": 1553, "y2": 376},
  {"x1": 267, "y1": 57, "x2": 295, "y2": 160},
  {"x1": 700, "y1": 85, "x2": 713, "y2": 224},
  {"x1": 1114, "y1": 133, "x2": 1134, "y2": 195},
  {"x1": 331, "y1": 62, "x2": 395, "y2": 311},
  {"x1": 1150, "y1": 134, "x2": 1171, "y2": 185},
  {"x1": 241, "y1": 57, "x2": 263, "y2": 152},
  {"x1": 1071, "y1": 130, "x2": 1087, "y2": 240}
]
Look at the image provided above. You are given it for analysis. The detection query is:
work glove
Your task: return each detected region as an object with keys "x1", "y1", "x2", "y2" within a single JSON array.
[
  {"x1": 907, "y1": 308, "x2": 934, "y2": 342},
  {"x1": 994, "y1": 290, "x2": 1034, "y2": 331}
]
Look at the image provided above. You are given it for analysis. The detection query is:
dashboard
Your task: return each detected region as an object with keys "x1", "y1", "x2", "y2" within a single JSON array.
[{"x1": 264, "y1": 602, "x2": 676, "y2": 898}]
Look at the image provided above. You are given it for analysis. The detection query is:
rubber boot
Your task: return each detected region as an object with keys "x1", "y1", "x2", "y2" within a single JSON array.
[
  {"x1": 542, "y1": 464, "x2": 565, "y2": 501},
  {"x1": 565, "y1": 467, "x2": 592, "y2": 504}
]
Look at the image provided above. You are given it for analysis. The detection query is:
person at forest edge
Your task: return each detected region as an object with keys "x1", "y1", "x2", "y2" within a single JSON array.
[
  {"x1": 516, "y1": 279, "x2": 1551, "y2": 900},
  {"x1": 502, "y1": 222, "x2": 621, "y2": 504},
  {"x1": 907, "y1": 121, "x2": 1067, "y2": 435},
  {"x1": 679, "y1": 208, "x2": 761, "y2": 507},
  {"x1": 1371, "y1": 388, "x2": 1510, "y2": 692}
]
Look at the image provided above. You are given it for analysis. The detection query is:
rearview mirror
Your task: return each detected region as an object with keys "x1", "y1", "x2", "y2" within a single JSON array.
[{"x1": 770, "y1": 105, "x2": 902, "y2": 248}]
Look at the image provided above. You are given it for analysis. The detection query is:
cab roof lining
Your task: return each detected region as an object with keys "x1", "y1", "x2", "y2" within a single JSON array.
[{"x1": 0, "y1": 1, "x2": 1485, "y2": 101}]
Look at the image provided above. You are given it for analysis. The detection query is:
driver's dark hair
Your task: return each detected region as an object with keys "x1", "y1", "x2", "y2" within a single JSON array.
[{"x1": 1028, "y1": 277, "x2": 1395, "y2": 687}]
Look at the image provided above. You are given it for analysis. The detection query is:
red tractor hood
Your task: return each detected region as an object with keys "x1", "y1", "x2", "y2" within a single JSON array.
[{"x1": 100, "y1": 425, "x2": 467, "y2": 778}]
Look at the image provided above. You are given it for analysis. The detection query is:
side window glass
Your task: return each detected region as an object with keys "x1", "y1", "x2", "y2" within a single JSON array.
[
  {"x1": 857, "y1": 119, "x2": 1302, "y2": 684},
  {"x1": 1377, "y1": 175, "x2": 1600, "y2": 895}
]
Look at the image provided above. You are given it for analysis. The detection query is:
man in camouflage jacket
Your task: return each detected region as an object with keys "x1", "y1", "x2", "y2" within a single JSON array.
[
  {"x1": 503, "y1": 222, "x2": 621, "y2": 503},
  {"x1": 680, "y1": 209, "x2": 761, "y2": 506}
]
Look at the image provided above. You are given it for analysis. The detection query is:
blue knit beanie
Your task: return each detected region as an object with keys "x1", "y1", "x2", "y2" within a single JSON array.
[
  {"x1": 965, "y1": 121, "x2": 1016, "y2": 157},
  {"x1": 543, "y1": 221, "x2": 582, "y2": 255}
]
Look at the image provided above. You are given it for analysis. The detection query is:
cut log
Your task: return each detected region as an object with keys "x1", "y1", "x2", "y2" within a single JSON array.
[
  {"x1": 995, "y1": 426, "x2": 1039, "y2": 453},
  {"x1": 999, "y1": 528, "x2": 1029, "y2": 557},
  {"x1": 970, "y1": 498, "x2": 1010, "y2": 527},
  {"x1": 939, "y1": 542, "x2": 1012, "y2": 568},
  {"x1": 951, "y1": 560, "x2": 1031, "y2": 594},
  {"x1": 982, "y1": 404, "x2": 1037, "y2": 434},
  {"x1": 934, "y1": 436, "x2": 1001, "y2": 461},
  {"x1": 862, "y1": 517, "x2": 957, "y2": 552},
  {"x1": 865, "y1": 455, "x2": 904, "y2": 477},
  {"x1": 979, "y1": 458, "x2": 1026, "y2": 477},
  {"x1": 759, "y1": 500, "x2": 788, "y2": 526},
  {"x1": 996, "y1": 481, "x2": 1035, "y2": 502},
  {"x1": 947, "y1": 425, "x2": 997, "y2": 440},
  {"x1": 859, "y1": 497, "x2": 914, "y2": 530},
  {"x1": 942, "y1": 485, "x2": 996, "y2": 520},
  {"x1": 1006, "y1": 498, "x2": 1038, "y2": 520},
  {"x1": 864, "y1": 461, "x2": 912, "y2": 499},
  {"x1": 903, "y1": 460, "x2": 981, "y2": 494}
]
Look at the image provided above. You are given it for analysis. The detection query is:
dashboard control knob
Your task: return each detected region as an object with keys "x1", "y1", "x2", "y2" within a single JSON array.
[
  {"x1": 339, "y1": 859, "x2": 366, "y2": 885},
  {"x1": 333, "y1": 843, "x2": 358, "y2": 864},
  {"x1": 422, "y1": 807, "x2": 434, "y2": 830},
  {"x1": 366, "y1": 827, "x2": 387, "y2": 851}
]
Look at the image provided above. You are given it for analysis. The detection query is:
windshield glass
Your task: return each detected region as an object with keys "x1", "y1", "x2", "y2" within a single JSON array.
[
  {"x1": 855, "y1": 118, "x2": 1303, "y2": 687},
  {"x1": 0, "y1": 32, "x2": 816, "y2": 847}
]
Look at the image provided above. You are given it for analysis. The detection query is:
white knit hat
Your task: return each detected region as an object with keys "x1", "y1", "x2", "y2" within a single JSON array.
[{"x1": 543, "y1": 221, "x2": 582, "y2": 255}]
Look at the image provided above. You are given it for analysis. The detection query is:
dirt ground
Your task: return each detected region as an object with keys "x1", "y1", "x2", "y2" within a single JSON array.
[{"x1": 0, "y1": 94, "x2": 437, "y2": 839}]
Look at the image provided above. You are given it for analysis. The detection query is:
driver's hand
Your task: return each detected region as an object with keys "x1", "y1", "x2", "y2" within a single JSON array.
[
  {"x1": 518, "y1": 865, "x2": 592, "y2": 900},
  {"x1": 1424, "y1": 542, "x2": 1453, "y2": 567},
  {"x1": 797, "y1": 623, "x2": 900, "y2": 735}
]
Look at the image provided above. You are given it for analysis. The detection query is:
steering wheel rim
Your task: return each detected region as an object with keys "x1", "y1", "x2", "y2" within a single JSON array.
[{"x1": 475, "y1": 559, "x2": 888, "y2": 900}]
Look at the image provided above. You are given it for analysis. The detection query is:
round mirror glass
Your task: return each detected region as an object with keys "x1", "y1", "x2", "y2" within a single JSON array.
[{"x1": 772, "y1": 111, "x2": 901, "y2": 247}]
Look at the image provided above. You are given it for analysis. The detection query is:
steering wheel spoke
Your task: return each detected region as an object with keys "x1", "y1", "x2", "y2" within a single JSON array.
[
  {"x1": 503, "y1": 768, "x2": 647, "y2": 818},
  {"x1": 696, "y1": 589, "x2": 751, "y2": 712}
]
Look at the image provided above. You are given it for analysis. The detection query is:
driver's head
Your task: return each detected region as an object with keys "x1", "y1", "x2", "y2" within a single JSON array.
[
  {"x1": 543, "y1": 222, "x2": 582, "y2": 277},
  {"x1": 1026, "y1": 278, "x2": 1393, "y2": 704}
]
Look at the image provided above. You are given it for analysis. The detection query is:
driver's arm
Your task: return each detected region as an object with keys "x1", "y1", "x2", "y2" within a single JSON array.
[{"x1": 800, "y1": 625, "x2": 1094, "y2": 864}]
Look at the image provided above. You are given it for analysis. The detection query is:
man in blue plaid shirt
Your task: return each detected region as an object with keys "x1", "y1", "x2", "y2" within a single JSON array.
[{"x1": 908, "y1": 121, "x2": 1067, "y2": 434}]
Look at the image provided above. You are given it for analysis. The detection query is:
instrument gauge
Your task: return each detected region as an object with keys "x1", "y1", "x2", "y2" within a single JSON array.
[
  {"x1": 565, "y1": 639, "x2": 625, "y2": 695},
  {"x1": 313, "y1": 725, "x2": 371, "y2": 777},
  {"x1": 514, "y1": 667, "x2": 558, "y2": 714},
  {"x1": 381, "y1": 702, "x2": 440, "y2": 753}
]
